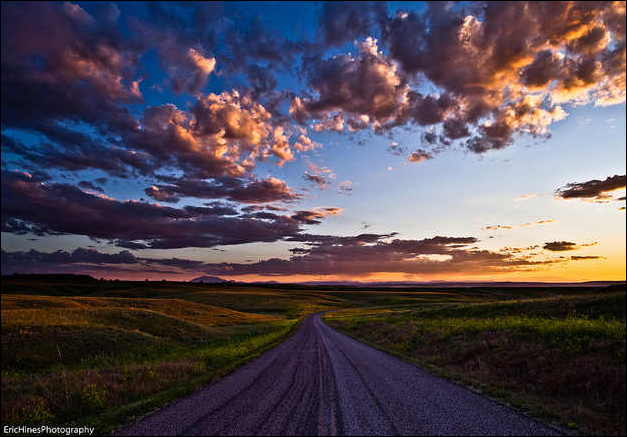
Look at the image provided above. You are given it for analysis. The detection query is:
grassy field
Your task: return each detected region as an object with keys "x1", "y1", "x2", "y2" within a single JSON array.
[
  {"x1": 1, "y1": 279, "x2": 328, "y2": 434},
  {"x1": 324, "y1": 285, "x2": 626, "y2": 436},
  {"x1": 2, "y1": 277, "x2": 625, "y2": 435}
]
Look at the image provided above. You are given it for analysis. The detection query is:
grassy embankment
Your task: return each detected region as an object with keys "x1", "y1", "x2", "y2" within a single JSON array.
[{"x1": 324, "y1": 285, "x2": 626, "y2": 436}]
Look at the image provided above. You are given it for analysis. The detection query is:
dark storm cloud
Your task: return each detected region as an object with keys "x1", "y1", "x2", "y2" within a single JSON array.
[
  {"x1": 0, "y1": 247, "x2": 144, "y2": 275},
  {"x1": 0, "y1": 230, "x2": 579, "y2": 278},
  {"x1": 144, "y1": 176, "x2": 301, "y2": 204},
  {"x1": 1, "y1": 1, "x2": 143, "y2": 136},
  {"x1": 195, "y1": 234, "x2": 563, "y2": 277},
  {"x1": 0, "y1": 247, "x2": 206, "y2": 275},
  {"x1": 555, "y1": 174, "x2": 626, "y2": 200},
  {"x1": 520, "y1": 50, "x2": 565, "y2": 88},
  {"x1": 285, "y1": 232, "x2": 399, "y2": 246},
  {"x1": 0, "y1": 170, "x2": 331, "y2": 249},
  {"x1": 184, "y1": 203, "x2": 239, "y2": 217}
]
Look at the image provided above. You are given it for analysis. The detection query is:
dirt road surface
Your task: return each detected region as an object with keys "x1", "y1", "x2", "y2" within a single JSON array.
[{"x1": 117, "y1": 313, "x2": 562, "y2": 436}]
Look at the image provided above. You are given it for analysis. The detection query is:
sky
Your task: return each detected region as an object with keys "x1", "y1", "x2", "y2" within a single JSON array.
[{"x1": 1, "y1": 1, "x2": 625, "y2": 282}]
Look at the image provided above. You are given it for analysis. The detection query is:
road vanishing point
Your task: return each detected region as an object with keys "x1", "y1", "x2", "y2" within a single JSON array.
[{"x1": 117, "y1": 313, "x2": 562, "y2": 436}]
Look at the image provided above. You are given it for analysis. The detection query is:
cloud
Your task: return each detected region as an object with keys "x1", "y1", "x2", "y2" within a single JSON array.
[
  {"x1": 290, "y1": 207, "x2": 343, "y2": 225},
  {"x1": 0, "y1": 247, "x2": 207, "y2": 276},
  {"x1": 482, "y1": 219, "x2": 557, "y2": 231},
  {"x1": 555, "y1": 174, "x2": 626, "y2": 201},
  {"x1": 144, "y1": 186, "x2": 180, "y2": 203},
  {"x1": 1, "y1": 231, "x2": 579, "y2": 279},
  {"x1": 2, "y1": 247, "x2": 136, "y2": 266},
  {"x1": 543, "y1": 241, "x2": 597, "y2": 252},
  {"x1": 543, "y1": 241, "x2": 578, "y2": 251},
  {"x1": 144, "y1": 176, "x2": 300, "y2": 204},
  {"x1": 520, "y1": 219, "x2": 556, "y2": 227},
  {"x1": 302, "y1": 161, "x2": 335, "y2": 190},
  {"x1": 482, "y1": 225, "x2": 514, "y2": 231},
  {"x1": 133, "y1": 11, "x2": 217, "y2": 95},
  {"x1": 296, "y1": 2, "x2": 625, "y2": 154},
  {"x1": 515, "y1": 193, "x2": 537, "y2": 202},
  {"x1": 303, "y1": 173, "x2": 331, "y2": 189},
  {"x1": 408, "y1": 150, "x2": 433, "y2": 163},
  {"x1": 195, "y1": 234, "x2": 566, "y2": 277},
  {"x1": 581, "y1": 241, "x2": 599, "y2": 247},
  {"x1": 292, "y1": 37, "x2": 410, "y2": 131},
  {"x1": 338, "y1": 181, "x2": 353, "y2": 194},
  {"x1": 1, "y1": 1, "x2": 143, "y2": 139},
  {"x1": 0, "y1": 170, "x2": 334, "y2": 249}
]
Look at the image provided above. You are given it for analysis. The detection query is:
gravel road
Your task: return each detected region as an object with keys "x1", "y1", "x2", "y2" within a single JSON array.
[{"x1": 116, "y1": 312, "x2": 563, "y2": 436}]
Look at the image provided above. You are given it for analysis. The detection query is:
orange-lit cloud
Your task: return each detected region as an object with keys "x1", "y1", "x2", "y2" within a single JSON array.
[
  {"x1": 515, "y1": 193, "x2": 537, "y2": 202},
  {"x1": 483, "y1": 219, "x2": 556, "y2": 231}
]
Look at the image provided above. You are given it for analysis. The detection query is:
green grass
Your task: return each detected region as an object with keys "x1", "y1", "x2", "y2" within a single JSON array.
[
  {"x1": 1, "y1": 319, "x2": 298, "y2": 435},
  {"x1": 325, "y1": 287, "x2": 626, "y2": 436}
]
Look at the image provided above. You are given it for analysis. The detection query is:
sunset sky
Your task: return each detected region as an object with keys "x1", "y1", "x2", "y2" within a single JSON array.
[{"x1": 1, "y1": 1, "x2": 625, "y2": 282}]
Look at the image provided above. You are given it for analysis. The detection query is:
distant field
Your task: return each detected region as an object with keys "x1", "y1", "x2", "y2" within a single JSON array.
[
  {"x1": 324, "y1": 285, "x2": 626, "y2": 436},
  {"x1": 2, "y1": 277, "x2": 624, "y2": 435}
]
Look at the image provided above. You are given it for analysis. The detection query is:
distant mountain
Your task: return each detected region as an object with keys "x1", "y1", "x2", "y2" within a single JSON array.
[{"x1": 190, "y1": 275, "x2": 230, "y2": 284}]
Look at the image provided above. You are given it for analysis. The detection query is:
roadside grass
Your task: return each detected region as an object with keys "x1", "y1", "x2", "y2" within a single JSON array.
[
  {"x1": 1, "y1": 295, "x2": 282, "y2": 372},
  {"x1": 1, "y1": 319, "x2": 298, "y2": 435},
  {"x1": 325, "y1": 288, "x2": 626, "y2": 436}
]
